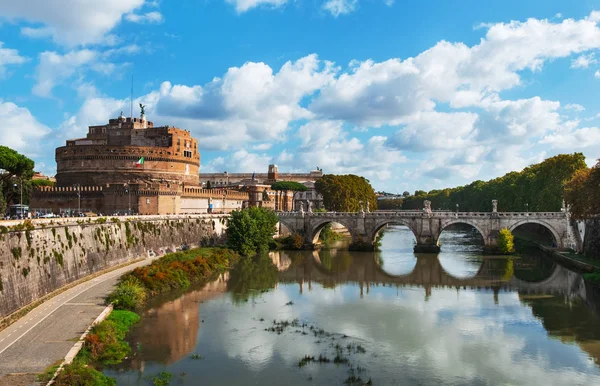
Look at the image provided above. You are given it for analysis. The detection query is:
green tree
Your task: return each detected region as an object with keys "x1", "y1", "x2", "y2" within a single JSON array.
[
  {"x1": 564, "y1": 160, "x2": 600, "y2": 219},
  {"x1": 315, "y1": 174, "x2": 377, "y2": 212},
  {"x1": 0, "y1": 146, "x2": 35, "y2": 209},
  {"x1": 206, "y1": 180, "x2": 212, "y2": 189},
  {"x1": 378, "y1": 198, "x2": 403, "y2": 210},
  {"x1": 402, "y1": 191, "x2": 410, "y2": 197},
  {"x1": 402, "y1": 153, "x2": 587, "y2": 212},
  {"x1": 498, "y1": 228, "x2": 515, "y2": 254},
  {"x1": 226, "y1": 207, "x2": 279, "y2": 256}
]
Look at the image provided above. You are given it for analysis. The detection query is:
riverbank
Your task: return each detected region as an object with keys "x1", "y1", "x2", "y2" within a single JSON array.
[{"x1": 48, "y1": 247, "x2": 239, "y2": 385}]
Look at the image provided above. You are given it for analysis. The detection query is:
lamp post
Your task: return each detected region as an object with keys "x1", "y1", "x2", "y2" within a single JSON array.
[
  {"x1": 14, "y1": 179, "x2": 23, "y2": 218},
  {"x1": 456, "y1": 203, "x2": 459, "y2": 214},
  {"x1": 525, "y1": 203, "x2": 529, "y2": 214},
  {"x1": 75, "y1": 184, "x2": 81, "y2": 216}
]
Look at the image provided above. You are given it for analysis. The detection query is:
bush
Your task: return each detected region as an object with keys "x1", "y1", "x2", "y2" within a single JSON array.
[
  {"x1": 54, "y1": 360, "x2": 116, "y2": 386},
  {"x1": 116, "y1": 248, "x2": 239, "y2": 297},
  {"x1": 85, "y1": 310, "x2": 140, "y2": 365},
  {"x1": 498, "y1": 228, "x2": 515, "y2": 254},
  {"x1": 106, "y1": 277, "x2": 147, "y2": 310}
]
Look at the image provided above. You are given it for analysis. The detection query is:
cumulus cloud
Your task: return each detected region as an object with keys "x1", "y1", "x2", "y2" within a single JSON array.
[
  {"x1": 0, "y1": 42, "x2": 27, "y2": 77},
  {"x1": 225, "y1": 0, "x2": 288, "y2": 13},
  {"x1": 0, "y1": 101, "x2": 51, "y2": 156},
  {"x1": 323, "y1": 0, "x2": 358, "y2": 17},
  {"x1": 0, "y1": 0, "x2": 145, "y2": 46}
]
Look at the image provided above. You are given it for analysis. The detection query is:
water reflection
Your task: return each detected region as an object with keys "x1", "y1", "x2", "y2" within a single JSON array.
[{"x1": 108, "y1": 227, "x2": 600, "y2": 386}]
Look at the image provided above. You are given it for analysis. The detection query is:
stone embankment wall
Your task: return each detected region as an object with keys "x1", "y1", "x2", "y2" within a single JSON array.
[{"x1": 0, "y1": 215, "x2": 228, "y2": 318}]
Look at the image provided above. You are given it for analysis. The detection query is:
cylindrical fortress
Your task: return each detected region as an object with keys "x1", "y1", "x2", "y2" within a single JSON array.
[{"x1": 54, "y1": 115, "x2": 200, "y2": 187}]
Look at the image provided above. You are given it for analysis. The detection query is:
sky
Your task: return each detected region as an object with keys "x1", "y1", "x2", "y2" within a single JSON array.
[{"x1": 0, "y1": 0, "x2": 599, "y2": 194}]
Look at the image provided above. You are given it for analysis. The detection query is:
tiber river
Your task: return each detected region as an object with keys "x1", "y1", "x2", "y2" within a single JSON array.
[{"x1": 106, "y1": 225, "x2": 600, "y2": 386}]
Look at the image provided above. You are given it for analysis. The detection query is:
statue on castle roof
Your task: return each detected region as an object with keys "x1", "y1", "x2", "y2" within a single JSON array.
[{"x1": 139, "y1": 103, "x2": 146, "y2": 116}]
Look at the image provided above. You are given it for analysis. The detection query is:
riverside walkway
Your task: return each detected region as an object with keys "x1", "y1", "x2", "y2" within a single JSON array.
[{"x1": 0, "y1": 257, "x2": 157, "y2": 385}]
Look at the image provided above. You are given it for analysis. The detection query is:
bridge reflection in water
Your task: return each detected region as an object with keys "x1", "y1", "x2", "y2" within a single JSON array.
[{"x1": 273, "y1": 249, "x2": 587, "y2": 303}]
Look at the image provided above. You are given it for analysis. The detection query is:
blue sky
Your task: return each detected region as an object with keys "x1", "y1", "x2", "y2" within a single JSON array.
[{"x1": 0, "y1": 0, "x2": 599, "y2": 193}]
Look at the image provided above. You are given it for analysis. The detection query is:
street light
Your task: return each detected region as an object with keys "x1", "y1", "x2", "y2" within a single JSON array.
[
  {"x1": 75, "y1": 184, "x2": 81, "y2": 216},
  {"x1": 456, "y1": 203, "x2": 459, "y2": 214},
  {"x1": 525, "y1": 203, "x2": 529, "y2": 214},
  {"x1": 13, "y1": 179, "x2": 23, "y2": 218}
]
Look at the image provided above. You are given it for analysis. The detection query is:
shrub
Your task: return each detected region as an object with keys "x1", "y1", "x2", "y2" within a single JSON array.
[
  {"x1": 84, "y1": 310, "x2": 140, "y2": 365},
  {"x1": 54, "y1": 360, "x2": 116, "y2": 386},
  {"x1": 106, "y1": 276, "x2": 147, "y2": 310},
  {"x1": 498, "y1": 228, "x2": 515, "y2": 254}
]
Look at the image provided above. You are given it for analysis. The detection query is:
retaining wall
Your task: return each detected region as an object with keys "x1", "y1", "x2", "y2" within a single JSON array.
[{"x1": 0, "y1": 215, "x2": 228, "y2": 317}]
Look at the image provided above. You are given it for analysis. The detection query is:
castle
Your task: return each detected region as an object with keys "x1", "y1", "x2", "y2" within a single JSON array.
[{"x1": 31, "y1": 112, "x2": 323, "y2": 215}]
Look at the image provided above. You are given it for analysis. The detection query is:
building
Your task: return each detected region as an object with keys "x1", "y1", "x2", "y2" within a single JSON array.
[
  {"x1": 202, "y1": 164, "x2": 324, "y2": 211},
  {"x1": 55, "y1": 112, "x2": 199, "y2": 187},
  {"x1": 31, "y1": 111, "x2": 244, "y2": 215}
]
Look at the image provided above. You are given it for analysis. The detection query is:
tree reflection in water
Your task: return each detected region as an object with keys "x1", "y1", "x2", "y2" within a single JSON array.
[{"x1": 227, "y1": 254, "x2": 279, "y2": 302}]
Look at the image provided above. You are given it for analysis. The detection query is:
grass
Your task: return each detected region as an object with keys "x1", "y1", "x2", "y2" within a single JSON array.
[
  {"x1": 53, "y1": 358, "x2": 116, "y2": 386},
  {"x1": 107, "y1": 247, "x2": 239, "y2": 310},
  {"x1": 584, "y1": 271, "x2": 600, "y2": 284},
  {"x1": 85, "y1": 310, "x2": 140, "y2": 365}
]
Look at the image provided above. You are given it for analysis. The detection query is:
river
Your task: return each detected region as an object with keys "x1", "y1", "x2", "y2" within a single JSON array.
[{"x1": 106, "y1": 225, "x2": 600, "y2": 385}]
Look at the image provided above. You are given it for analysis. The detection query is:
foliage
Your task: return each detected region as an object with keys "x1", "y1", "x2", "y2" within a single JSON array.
[
  {"x1": 114, "y1": 248, "x2": 239, "y2": 298},
  {"x1": 378, "y1": 198, "x2": 403, "y2": 210},
  {"x1": 315, "y1": 174, "x2": 378, "y2": 212},
  {"x1": 270, "y1": 181, "x2": 308, "y2": 192},
  {"x1": 584, "y1": 271, "x2": 600, "y2": 284},
  {"x1": 84, "y1": 310, "x2": 140, "y2": 365},
  {"x1": 402, "y1": 153, "x2": 587, "y2": 212},
  {"x1": 402, "y1": 191, "x2": 410, "y2": 197},
  {"x1": 105, "y1": 276, "x2": 147, "y2": 310},
  {"x1": 0, "y1": 146, "x2": 35, "y2": 182},
  {"x1": 319, "y1": 223, "x2": 344, "y2": 243},
  {"x1": 53, "y1": 359, "x2": 116, "y2": 386},
  {"x1": 226, "y1": 207, "x2": 279, "y2": 256},
  {"x1": 31, "y1": 179, "x2": 55, "y2": 187},
  {"x1": 276, "y1": 233, "x2": 304, "y2": 250},
  {"x1": 564, "y1": 159, "x2": 600, "y2": 219},
  {"x1": 148, "y1": 372, "x2": 173, "y2": 386},
  {"x1": 227, "y1": 254, "x2": 278, "y2": 302},
  {"x1": 498, "y1": 228, "x2": 515, "y2": 254}
]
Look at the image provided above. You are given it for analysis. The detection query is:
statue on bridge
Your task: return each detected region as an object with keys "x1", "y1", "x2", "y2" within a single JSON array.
[
  {"x1": 307, "y1": 200, "x2": 312, "y2": 213},
  {"x1": 366, "y1": 201, "x2": 370, "y2": 213},
  {"x1": 423, "y1": 200, "x2": 432, "y2": 214},
  {"x1": 299, "y1": 201, "x2": 304, "y2": 214},
  {"x1": 492, "y1": 200, "x2": 498, "y2": 213}
]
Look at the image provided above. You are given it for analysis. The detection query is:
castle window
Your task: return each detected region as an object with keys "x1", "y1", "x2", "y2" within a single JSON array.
[
  {"x1": 146, "y1": 198, "x2": 150, "y2": 204},
  {"x1": 184, "y1": 150, "x2": 192, "y2": 158}
]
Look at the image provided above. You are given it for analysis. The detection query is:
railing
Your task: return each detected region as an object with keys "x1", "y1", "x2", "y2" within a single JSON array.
[{"x1": 277, "y1": 211, "x2": 566, "y2": 218}]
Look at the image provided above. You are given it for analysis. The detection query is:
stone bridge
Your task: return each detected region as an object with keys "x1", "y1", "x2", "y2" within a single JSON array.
[{"x1": 277, "y1": 207, "x2": 571, "y2": 252}]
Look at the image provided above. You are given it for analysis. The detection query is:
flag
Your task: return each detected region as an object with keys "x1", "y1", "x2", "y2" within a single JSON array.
[{"x1": 136, "y1": 157, "x2": 144, "y2": 167}]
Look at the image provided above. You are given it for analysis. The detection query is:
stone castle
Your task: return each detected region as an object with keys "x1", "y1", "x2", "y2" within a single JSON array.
[{"x1": 31, "y1": 112, "x2": 323, "y2": 215}]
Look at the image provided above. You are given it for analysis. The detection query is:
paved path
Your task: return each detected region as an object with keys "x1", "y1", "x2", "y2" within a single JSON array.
[{"x1": 0, "y1": 257, "x2": 157, "y2": 382}]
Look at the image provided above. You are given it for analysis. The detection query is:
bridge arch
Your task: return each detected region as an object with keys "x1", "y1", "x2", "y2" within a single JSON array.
[
  {"x1": 309, "y1": 218, "x2": 355, "y2": 244},
  {"x1": 277, "y1": 219, "x2": 296, "y2": 237},
  {"x1": 439, "y1": 219, "x2": 487, "y2": 243},
  {"x1": 370, "y1": 218, "x2": 419, "y2": 246},
  {"x1": 509, "y1": 219, "x2": 561, "y2": 247}
]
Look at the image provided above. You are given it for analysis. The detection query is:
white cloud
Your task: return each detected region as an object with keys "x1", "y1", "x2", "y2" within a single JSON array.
[
  {"x1": 0, "y1": 0, "x2": 145, "y2": 46},
  {"x1": 564, "y1": 103, "x2": 585, "y2": 112},
  {"x1": 570, "y1": 53, "x2": 597, "y2": 68},
  {"x1": 323, "y1": 0, "x2": 358, "y2": 17},
  {"x1": 0, "y1": 101, "x2": 51, "y2": 156},
  {"x1": 125, "y1": 11, "x2": 163, "y2": 24},
  {"x1": 33, "y1": 50, "x2": 98, "y2": 97},
  {"x1": 595, "y1": 70, "x2": 600, "y2": 78},
  {"x1": 540, "y1": 126, "x2": 600, "y2": 149},
  {"x1": 0, "y1": 42, "x2": 27, "y2": 77},
  {"x1": 225, "y1": 0, "x2": 288, "y2": 13}
]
